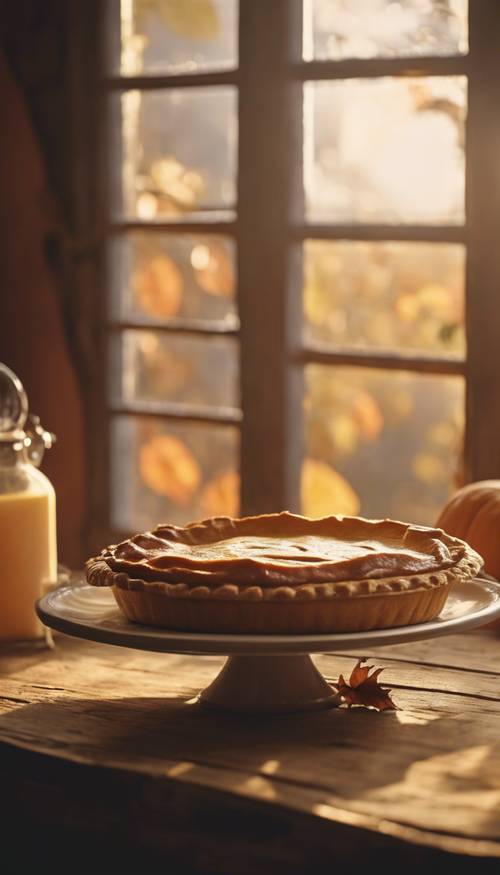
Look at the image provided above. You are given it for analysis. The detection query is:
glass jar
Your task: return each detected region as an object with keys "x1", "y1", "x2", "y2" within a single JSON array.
[{"x1": 0, "y1": 365, "x2": 57, "y2": 644}]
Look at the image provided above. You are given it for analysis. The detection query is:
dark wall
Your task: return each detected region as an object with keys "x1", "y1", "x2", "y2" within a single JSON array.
[{"x1": 0, "y1": 2, "x2": 93, "y2": 565}]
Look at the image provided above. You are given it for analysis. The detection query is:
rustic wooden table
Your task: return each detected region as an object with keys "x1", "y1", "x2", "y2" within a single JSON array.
[{"x1": 1, "y1": 631, "x2": 499, "y2": 874}]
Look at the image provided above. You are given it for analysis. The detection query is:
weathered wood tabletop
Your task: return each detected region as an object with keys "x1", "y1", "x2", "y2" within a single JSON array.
[{"x1": 1, "y1": 630, "x2": 499, "y2": 874}]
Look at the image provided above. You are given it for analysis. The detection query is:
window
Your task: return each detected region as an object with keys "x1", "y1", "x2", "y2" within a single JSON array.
[{"x1": 88, "y1": 0, "x2": 500, "y2": 550}]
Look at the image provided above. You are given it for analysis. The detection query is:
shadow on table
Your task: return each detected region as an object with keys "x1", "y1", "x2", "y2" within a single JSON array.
[{"x1": 1, "y1": 691, "x2": 500, "y2": 831}]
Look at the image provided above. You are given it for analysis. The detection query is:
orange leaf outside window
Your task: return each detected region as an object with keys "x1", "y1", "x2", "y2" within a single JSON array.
[{"x1": 139, "y1": 434, "x2": 201, "y2": 506}]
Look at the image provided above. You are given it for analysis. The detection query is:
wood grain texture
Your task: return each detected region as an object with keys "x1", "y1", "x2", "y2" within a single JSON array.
[{"x1": 1, "y1": 632, "x2": 500, "y2": 873}]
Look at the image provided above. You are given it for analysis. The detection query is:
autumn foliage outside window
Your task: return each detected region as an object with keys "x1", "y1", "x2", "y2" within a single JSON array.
[{"x1": 96, "y1": 0, "x2": 496, "y2": 548}]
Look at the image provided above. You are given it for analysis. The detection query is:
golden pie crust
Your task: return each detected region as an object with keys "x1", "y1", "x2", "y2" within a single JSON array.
[{"x1": 86, "y1": 513, "x2": 483, "y2": 634}]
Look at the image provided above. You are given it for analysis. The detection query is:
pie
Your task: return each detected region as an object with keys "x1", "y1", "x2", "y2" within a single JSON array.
[{"x1": 86, "y1": 513, "x2": 482, "y2": 634}]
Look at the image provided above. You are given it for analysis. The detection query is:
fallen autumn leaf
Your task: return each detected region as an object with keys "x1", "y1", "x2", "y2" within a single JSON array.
[{"x1": 333, "y1": 657, "x2": 400, "y2": 711}]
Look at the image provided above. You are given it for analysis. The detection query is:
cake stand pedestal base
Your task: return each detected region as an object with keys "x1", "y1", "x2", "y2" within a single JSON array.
[{"x1": 199, "y1": 654, "x2": 341, "y2": 713}]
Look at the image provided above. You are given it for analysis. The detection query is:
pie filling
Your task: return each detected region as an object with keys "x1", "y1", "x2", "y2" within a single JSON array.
[{"x1": 92, "y1": 513, "x2": 478, "y2": 590}]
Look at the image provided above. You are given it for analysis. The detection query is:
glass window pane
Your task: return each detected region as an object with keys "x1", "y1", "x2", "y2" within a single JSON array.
[
  {"x1": 303, "y1": 365, "x2": 464, "y2": 525},
  {"x1": 113, "y1": 87, "x2": 237, "y2": 220},
  {"x1": 112, "y1": 415, "x2": 240, "y2": 531},
  {"x1": 304, "y1": 77, "x2": 466, "y2": 224},
  {"x1": 304, "y1": 0, "x2": 468, "y2": 61},
  {"x1": 110, "y1": 330, "x2": 239, "y2": 410},
  {"x1": 109, "y1": 233, "x2": 237, "y2": 326},
  {"x1": 113, "y1": 0, "x2": 238, "y2": 76},
  {"x1": 303, "y1": 240, "x2": 465, "y2": 357}
]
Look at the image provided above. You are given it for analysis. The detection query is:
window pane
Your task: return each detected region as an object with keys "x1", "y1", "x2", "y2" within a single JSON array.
[
  {"x1": 303, "y1": 365, "x2": 464, "y2": 525},
  {"x1": 109, "y1": 233, "x2": 237, "y2": 326},
  {"x1": 304, "y1": 77, "x2": 466, "y2": 224},
  {"x1": 304, "y1": 0, "x2": 468, "y2": 60},
  {"x1": 112, "y1": 415, "x2": 240, "y2": 531},
  {"x1": 113, "y1": 88, "x2": 237, "y2": 219},
  {"x1": 303, "y1": 240, "x2": 465, "y2": 357},
  {"x1": 114, "y1": 0, "x2": 238, "y2": 76},
  {"x1": 110, "y1": 330, "x2": 239, "y2": 410}
]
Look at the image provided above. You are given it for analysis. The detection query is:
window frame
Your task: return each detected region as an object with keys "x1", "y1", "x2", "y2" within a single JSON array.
[{"x1": 78, "y1": 0, "x2": 500, "y2": 553}]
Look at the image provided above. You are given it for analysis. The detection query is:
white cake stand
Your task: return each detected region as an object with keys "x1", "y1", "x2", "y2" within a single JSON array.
[{"x1": 36, "y1": 579, "x2": 500, "y2": 713}]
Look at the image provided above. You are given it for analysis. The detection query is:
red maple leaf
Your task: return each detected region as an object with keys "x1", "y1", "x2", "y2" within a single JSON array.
[{"x1": 333, "y1": 658, "x2": 399, "y2": 711}]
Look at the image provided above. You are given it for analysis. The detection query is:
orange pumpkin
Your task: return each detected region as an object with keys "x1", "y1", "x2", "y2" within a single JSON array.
[{"x1": 436, "y1": 480, "x2": 500, "y2": 579}]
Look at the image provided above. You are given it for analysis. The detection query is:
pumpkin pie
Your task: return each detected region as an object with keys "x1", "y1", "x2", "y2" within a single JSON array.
[{"x1": 86, "y1": 513, "x2": 483, "y2": 634}]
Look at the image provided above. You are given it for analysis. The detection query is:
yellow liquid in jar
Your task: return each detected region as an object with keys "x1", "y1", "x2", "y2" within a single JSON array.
[{"x1": 0, "y1": 486, "x2": 57, "y2": 641}]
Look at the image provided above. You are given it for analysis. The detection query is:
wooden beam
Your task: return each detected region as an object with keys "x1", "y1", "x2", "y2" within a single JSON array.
[
  {"x1": 111, "y1": 221, "x2": 466, "y2": 245},
  {"x1": 109, "y1": 319, "x2": 239, "y2": 337},
  {"x1": 109, "y1": 217, "x2": 237, "y2": 235},
  {"x1": 300, "y1": 345, "x2": 465, "y2": 376},
  {"x1": 295, "y1": 55, "x2": 468, "y2": 82},
  {"x1": 67, "y1": 0, "x2": 110, "y2": 556},
  {"x1": 465, "y1": 0, "x2": 500, "y2": 481},
  {"x1": 109, "y1": 405, "x2": 242, "y2": 426},
  {"x1": 104, "y1": 71, "x2": 239, "y2": 90},
  {"x1": 292, "y1": 224, "x2": 466, "y2": 244},
  {"x1": 238, "y1": 0, "x2": 304, "y2": 515}
]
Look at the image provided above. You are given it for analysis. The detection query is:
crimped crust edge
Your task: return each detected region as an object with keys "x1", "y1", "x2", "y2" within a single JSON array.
[{"x1": 86, "y1": 547, "x2": 482, "y2": 603}]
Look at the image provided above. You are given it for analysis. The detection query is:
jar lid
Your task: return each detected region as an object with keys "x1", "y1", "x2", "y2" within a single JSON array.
[
  {"x1": 0, "y1": 363, "x2": 28, "y2": 437},
  {"x1": 0, "y1": 363, "x2": 55, "y2": 464}
]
